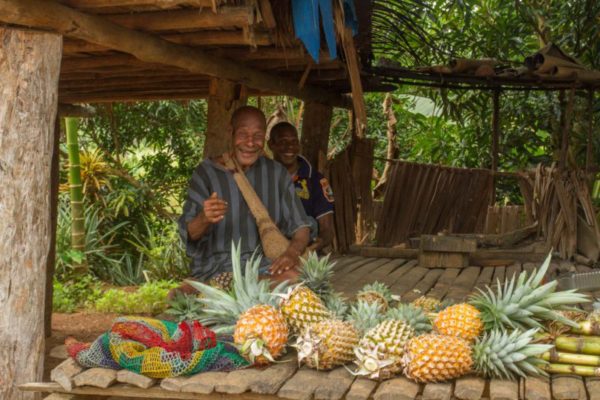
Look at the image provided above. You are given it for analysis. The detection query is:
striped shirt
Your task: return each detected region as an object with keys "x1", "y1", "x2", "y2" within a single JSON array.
[{"x1": 178, "y1": 156, "x2": 311, "y2": 281}]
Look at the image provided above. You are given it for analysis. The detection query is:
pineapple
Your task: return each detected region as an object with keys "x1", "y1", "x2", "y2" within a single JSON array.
[
  {"x1": 187, "y1": 243, "x2": 290, "y2": 364},
  {"x1": 404, "y1": 329, "x2": 551, "y2": 383},
  {"x1": 433, "y1": 303, "x2": 483, "y2": 342},
  {"x1": 208, "y1": 271, "x2": 233, "y2": 292},
  {"x1": 386, "y1": 304, "x2": 432, "y2": 334},
  {"x1": 348, "y1": 300, "x2": 384, "y2": 335},
  {"x1": 353, "y1": 319, "x2": 415, "y2": 380},
  {"x1": 165, "y1": 292, "x2": 204, "y2": 322},
  {"x1": 299, "y1": 252, "x2": 336, "y2": 300},
  {"x1": 234, "y1": 304, "x2": 288, "y2": 364},
  {"x1": 295, "y1": 319, "x2": 358, "y2": 370},
  {"x1": 403, "y1": 334, "x2": 473, "y2": 382},
  {"x1": 470, "y1": 252, "x2": 589, "y2": 331},
  {"x1": 324, "y1": 292, "x2": 350, "y2": 320},
  {"x1": 411, "y1": 296, "x2": 452, "y2": 313},
  {"x1": 356, "y1": 282, "x2": 393, "y2": 312},
  {"x1": 278, "y1": 284, "x2": 331, "y2": 334}
]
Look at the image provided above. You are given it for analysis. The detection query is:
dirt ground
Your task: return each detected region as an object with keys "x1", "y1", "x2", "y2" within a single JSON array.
[{"x1": 44, "y1": 312, "x2": 121, "y2": 380}]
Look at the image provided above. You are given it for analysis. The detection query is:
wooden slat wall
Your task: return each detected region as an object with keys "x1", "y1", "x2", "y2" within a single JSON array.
[
  {"x1": 328, "y1": 149, "x2": 357, "y2": 253},
  {"x1": 375, "y1": 161, "x2": 494, "y2": 246}
]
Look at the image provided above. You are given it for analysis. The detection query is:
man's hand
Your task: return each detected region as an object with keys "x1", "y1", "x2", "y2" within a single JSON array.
[
  {"x1": 269, "y1": 247, "x2": 301, "y2": 275},
  {"x1": 203, "y1": 192, "x2": 228, "y2": 223}
]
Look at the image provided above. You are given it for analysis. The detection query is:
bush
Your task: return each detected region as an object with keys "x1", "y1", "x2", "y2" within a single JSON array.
[
  {"x1": 93, "y1": 280, "x2": 178, "y2": 315},
  {"x1": 52, "y1": 275, "x2": 102, "y2": 313}
]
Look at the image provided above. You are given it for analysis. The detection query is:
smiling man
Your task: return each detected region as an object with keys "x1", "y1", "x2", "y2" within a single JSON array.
[
  {"x1": 268, "y1": 122, "x2": 334, "y2": 252},
  {"x1": 178, "y1": 106, "x2": 311, "y2": 285}
]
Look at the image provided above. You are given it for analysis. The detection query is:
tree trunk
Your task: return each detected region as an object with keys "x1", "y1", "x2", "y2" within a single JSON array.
[
  {"x1": 203, "y1": 78, "x2": 247, "y2": 159},
  {"x1": 373, "y1": 94, "x2": 398, "y2": 198},
  {"x1": 301, "y1": 102, "x2": 333, "y2": 172},
  {"x1": 65, "y1": 118, "x2": 87, "y2": 272},
  {"x1": 0, "y1": 27, "x2": 62, "y2": 400}
]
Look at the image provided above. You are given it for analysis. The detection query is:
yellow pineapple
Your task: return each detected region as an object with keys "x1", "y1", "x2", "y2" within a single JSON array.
[
  {"x1": 279, "y1": 285, "x2": 331, "y2": 333},
  {"x1": 433, "y1": 303, "x2": 483, "y2": 342},
  {"x1": 295, "y1": 319, "x2": 358, "y2": 370},
  {"x1": 411, "y1": 296, "x2": 442, "y2": 313},
  {"x1": 234, "y1": 304, "x2": 288, "y2": 365},
  {"x1": 188, "y1": 243, "x2": 291, "y2": 365},
  {"x1": 404, "y1": 334, "x2": 472, "y2": 382},
  {"x1": 404, "y1": 330, "x2": 551, "y2": 382},
  {"x1": 356, "y1": 282, "x2": 393, "y2": 312},
  {"x1": 208, "y1": 271, "x2": 233, "y2": 291}
]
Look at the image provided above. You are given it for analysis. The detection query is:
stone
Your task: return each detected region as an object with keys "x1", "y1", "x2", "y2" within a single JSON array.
[
  {"x1": 454, "y1": 375, "x2": 486, "y2": 400},
  {"x1": 345, "y1": 378, "x2": 378, "y2": 400},
  {"x1": 490, "y1": 379, "x2": 518, "y2": 400},
  {"x1": 181, "y1": 371, "x2": 229, "y2": 394},
  {"x1": 160, "y1": 376, "x2": 189, "y2": 392},
  {"x1": 585, "y1": 377, "x2": 600, "y2": 400},
  {"x1": 49, "y1": 345, "x2": 69, "y2": 360},
  {"x1": 50, "y1": 358, "x2": 84, "y2": 391},
  {"x1": 553, "y1": 376, "x2": 586, "y2": 400},
  {"x1": 116, "y1": 369, "x2": 156, "y2": 389},
  {"x1": 422, "y1": 382, "x2": 453, "y2": 400},
  {"x1": 278, "y1": 369, "x2": 326, "y2": 400},
  {"x1": 524, "y1": 376, "x2": 551, "y2": 400},
  {"x1": 214, "y1": 368, "x2": 262, "y2": 394},
  {"x1": 250, "y1": 360, "x2": 297, "y2": 394},
  {"x1": 373, "y1": 377, "x2": 420, "y2": 400},
  {"x1": 72, "y1": 368, "x2": 117, "y2": 389},
  {"x1": 314, "y1": 367, "x2": 355, "y2": 400}
]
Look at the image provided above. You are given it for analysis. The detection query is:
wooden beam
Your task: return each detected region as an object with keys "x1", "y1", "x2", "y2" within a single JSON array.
[
  {"x1": 0, "y1": 0, "x2": 350, "y2": 108},
  {"x1": 257, "y1": 0, "x2": 276, "y2": 29},
  {"x1": 59, "y1": 0, "x2": 215, "y2": 10},
  {"x1": 58, "y1": 103, "x2": 96, "y2": 116},
  {"x1": 105, "y1": 7, "x2": 254, "y2": 31},
  {"x1": 60, "y1": 74, "x2": 210, "y2": 89},
  {"x1": 61, "y1": 79, "x2": 211, "y2": 94},
  {"x1": 204, "y1": 78, "x2": 247, "y2": 158},
  {"x1": 64, "y1": 31, "x2": 274, "y2": 54},
  {"x1": 0, "y1": 27, "x2": 62, "y2": 400},
  {"x1": 301, "y1": 102, "x2": 333, "y2": 171},
  {"x1": 491, "y1": 89, "x2": 500, "y2": 205}
]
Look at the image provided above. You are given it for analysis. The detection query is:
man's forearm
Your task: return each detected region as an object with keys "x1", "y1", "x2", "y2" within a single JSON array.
[
  {"x1": 288, "y1": 227, "x2": 310, "y2": 256},
  {"x1": 187, "y1": 212, "x2": 212, "y2": 241}
]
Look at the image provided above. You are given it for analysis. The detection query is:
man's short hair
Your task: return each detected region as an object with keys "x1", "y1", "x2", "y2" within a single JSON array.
[
  {"x1": 230, "y1": 106, "x2": 266, "y2": 132},
  {"x1": 269, "y1": 121, "x2": 298, "y2": 142}
]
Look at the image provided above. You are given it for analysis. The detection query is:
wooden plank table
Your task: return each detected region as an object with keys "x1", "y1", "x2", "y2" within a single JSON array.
[{"x1": 30, "y1": 254, "x2": 593, "y2": 400}]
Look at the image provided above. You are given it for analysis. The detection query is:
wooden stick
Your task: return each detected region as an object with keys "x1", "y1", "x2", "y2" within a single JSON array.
[
  {"x1": 60, "y1": 0, "x2": 215, "y2": 9},
  {"x1": 0, "y1": 0, "x2": 351, "y2": 108},
  {"x1": 559, "y1": 87, "x2": 576, "y2": 169}
]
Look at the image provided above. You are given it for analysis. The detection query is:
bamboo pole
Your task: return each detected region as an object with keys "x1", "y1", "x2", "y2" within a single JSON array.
[
  {"x1": 542, "y1": 350, "x2": 600, "y2": 366},
  {"x1": 65, "y1": 117, "x2": 87, "y2": 272},
  {"x1": 0, "y1": 0, "x2": 350, "y2": 108},
  {"x1": 541, "y1": 363, "x2": 600, "y2": 376},
  {"x1": 555, "y1": 335, "x2": 600, "y2": 355},
  {"x1": 572, "y1": 320, "x2": 600, "y2": 336}
]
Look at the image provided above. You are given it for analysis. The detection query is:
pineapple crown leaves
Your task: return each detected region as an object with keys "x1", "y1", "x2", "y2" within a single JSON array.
[
  {"x1": 386, "y1": 304, "x2": 432, "y2": 334},
  {"x1": 186, "y1": 241, "x2": 290, "y2": 333},
  {"x1": 469, "y1": 252, "x2": 590, "y2": 331},
  {"x1": 358, "y1": 281, "x2": 393, "y2": 301},
  {"x1": 324, "y1": 292, "x2": 350, "y2": 320},
  {"x1": 165, "y1": 292, "x2": 204, "y2": 322},
  {"x1": 299, "y1": 251, "x2": 336, "y2": 298},
  {"x1": 472, "y1": 328, "x2": 552, "y2": 380},
  {"x1": 348, "y1": 300, "x2": 385, "y2": 335}
]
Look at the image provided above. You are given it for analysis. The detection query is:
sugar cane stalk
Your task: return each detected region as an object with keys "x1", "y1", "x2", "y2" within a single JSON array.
[
  {"x1": 571, "y1": 320, "x2": 600, "y2": 336},
  {"x1": 541, "y1": 363, "x2": 600, "y2": 376},
  {"x1": 555, "y1": 336, "x2": 600, "y2": 355},
  {"x1": 542, "y1": 350, "x2": 600, "y2": 366}
]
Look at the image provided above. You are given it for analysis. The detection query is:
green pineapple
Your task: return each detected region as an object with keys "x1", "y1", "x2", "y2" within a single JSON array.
[
  {"x1": 386, "y1": 303, "x2": 432, "y2": 334},
  {"x1": 348, "y1": 300, "x2": 384, "y2": 336},
  {"x1": 324, "y1": 292, "x2": 350, "y2": 320},
  {"x1": 470, "y1": 252, "x2": 590, "y2": 331},
  {"x1": 299, "y1": 252, "x2": 336, "y2": 300},
  {"x1": 353, "y1": 319, "x2": 415, "y2": 380},
  {"x1": 356, "y1": 282, "x2": 393, "y2": 312},
  {"x1": 165, "y1": 292, "x2": 205, "y2": 322}
]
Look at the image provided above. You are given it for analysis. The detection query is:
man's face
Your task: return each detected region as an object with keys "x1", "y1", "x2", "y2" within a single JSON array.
[
  {"x1": 231, "y1": 113, "x2": 266, "y2": 168},
  {"x1": 269, "y1": 129, "x2": 300, "y2": 168}
]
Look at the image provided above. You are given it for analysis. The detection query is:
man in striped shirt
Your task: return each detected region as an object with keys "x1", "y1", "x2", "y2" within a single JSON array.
[{"x1": 178, "y1": 106, "x2": 311, "y2": 284}]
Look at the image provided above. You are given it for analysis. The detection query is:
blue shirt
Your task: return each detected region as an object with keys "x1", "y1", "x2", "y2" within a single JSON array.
[
  {"x1": 292, "y1": 156, "x2": 334, "y2": 220},
  {"x1": 178, "y1": 156, "x2": 311, "y2": 280}
]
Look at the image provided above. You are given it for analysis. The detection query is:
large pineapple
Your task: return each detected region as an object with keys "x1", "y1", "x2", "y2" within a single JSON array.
[
  {"x1": 353, "y1": 319, "x2": 415, "y2": 380},
  {"x1": 386, "y1": 303, "x2": 432, "y2": 334},
  {"x1": 299, "y1": 252, "x2": 336, "y2": 300},
  {"x1": 295, "y1": 319, "x2": 358, "y2": 370},
  {"x1": 470, "y1": 253, "x2": 589, "y2": 331},
  {"x1": 404, "y1": 329, "x2": 551, "y2": 383},
  {"x1": 278, "y1": 284, "x2": 331, "y2": 334},
  {"x1": 357, "y1": 282, "x2": 394, "y2": 312},
  {"x1": 433, "y1": 303, "x2": 483, "y2": 342},
  {"x1": 188, "y1": 243, "x2": 290, "y2": 364}
]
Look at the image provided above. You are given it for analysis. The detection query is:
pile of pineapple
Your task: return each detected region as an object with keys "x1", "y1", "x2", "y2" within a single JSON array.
[{"x1": 178, "y1": 244, "x2": 591, "y2": 382}]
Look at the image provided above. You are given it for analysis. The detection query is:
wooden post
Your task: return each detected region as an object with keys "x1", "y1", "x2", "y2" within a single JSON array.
[
  {"x1": 203, "y1": 78, "x2": 247, "y2": 158},
  {"x1": 0, "y1": 27, "x2": 62, "y2": 399},
  {"x1": 491, "y1": 89, "x2": 501, "y2": 205},
  {"x1": 586, "y1": 90, "x2": 595, "y2": 179},
  {"x1": 300, "y1": 102, "x2": 333, "y2": 172},
  {"x1": 559, "y1": 87, "x2": 576, "y2": 169}
]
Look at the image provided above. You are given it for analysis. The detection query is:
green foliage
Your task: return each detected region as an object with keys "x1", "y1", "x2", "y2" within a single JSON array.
[
  {"x1": 166, "y1": 292, "x2": 205, "y2": 322},
  {"x1": 52, "y1": 276, "x2": 102, "y2": 313},
  {"x1": 94, "y1": 280, "x2": 178, "y2": 315}
]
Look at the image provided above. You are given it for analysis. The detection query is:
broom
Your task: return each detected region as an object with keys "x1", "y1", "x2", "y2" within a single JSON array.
[{"x1": 222, "y1": 152, "x2": 292, "y2": 260}]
